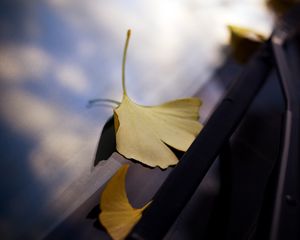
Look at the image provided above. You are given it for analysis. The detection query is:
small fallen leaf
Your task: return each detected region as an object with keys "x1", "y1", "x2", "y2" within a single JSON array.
[
  {"x1": 114, "y1": 30, "x2": 203, "y2": 168},
  {"x1": 228, "y1": 25, "x2": 267, "y2": 63},
  {"x1": 99, "y1": 164, "x2": 150, "y2": 240}
]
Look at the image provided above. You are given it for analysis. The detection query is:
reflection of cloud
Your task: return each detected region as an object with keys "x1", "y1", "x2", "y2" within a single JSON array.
[
  {"x1": 0, "y1": 87, "x2": 105, "y2": 238},
  {"x1": 56, "y1": 63, "x2": 90, "y2": 94},
  {"x1": 0, "y1": 45, "x2": 52, "y2": 83},
  {"x1": 0, "y1": 44, "x2": 92, "y2": 96},
  {"x1": 46, "y1": 0, "x2": 273, "y2": 105},
  {"x1": 76, "y1": 38, "x2": 98, "y2": 58},
  {"x1": 0, "y1": 88, "x2": 101, "y2": 188}
]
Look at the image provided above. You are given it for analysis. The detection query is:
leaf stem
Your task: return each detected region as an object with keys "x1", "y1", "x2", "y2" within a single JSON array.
[
  {"x1": 122, "y1": 29, "x2": 131, "y2": 96},
  {"x1": 87, "y1": 98, "x2": 121, "y2": 108}
]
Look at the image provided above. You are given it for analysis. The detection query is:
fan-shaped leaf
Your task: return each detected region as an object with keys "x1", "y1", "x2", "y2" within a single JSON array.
[
  {"x1": 99, "y1": 164, "x2": 150, "y2": 240},
  {"x1": 114, "y1": 30, "x2": 203, "y2": 168}
]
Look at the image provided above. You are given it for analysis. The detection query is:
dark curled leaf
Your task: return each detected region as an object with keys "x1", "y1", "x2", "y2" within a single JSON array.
[{"x1": 94, "y1": 116, "x2": 116, "y2": 166}]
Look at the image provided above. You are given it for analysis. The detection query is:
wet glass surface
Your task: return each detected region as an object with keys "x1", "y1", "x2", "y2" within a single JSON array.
[{"x1": 0, "y1": 0, "x2": 273, "y2": 238}]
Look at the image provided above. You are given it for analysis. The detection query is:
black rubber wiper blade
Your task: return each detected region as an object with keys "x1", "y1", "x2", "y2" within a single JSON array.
[
  {"x1": 127, "y1": 42, "x2": 273, "y2": 240},
  {"x1": 270, "y1": 5, "x2": 300, "y2": 240}
]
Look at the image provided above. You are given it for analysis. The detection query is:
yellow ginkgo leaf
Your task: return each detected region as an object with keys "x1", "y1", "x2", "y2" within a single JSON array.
[
  {"x1": 99, "y1": 164, "x2": 150, "y2": 240},
  {"x1": 228, "y1": 25, "x2": 267, "y2": 63},
  {"x1": 114, "y1": 30, "x2": 203, "y2": 169}
]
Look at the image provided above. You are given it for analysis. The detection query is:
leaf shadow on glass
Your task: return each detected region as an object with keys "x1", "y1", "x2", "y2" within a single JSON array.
[
  {"x1": 86, "y1": 204, "x2": 105, "y2": 231},
  {"x1": 93, "y1": 116, "x2": 116, "y2": 167}
]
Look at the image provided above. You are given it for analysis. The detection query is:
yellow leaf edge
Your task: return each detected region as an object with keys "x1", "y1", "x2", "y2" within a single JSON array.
[
  {"x1": 228, "y1": 25, "x2": 267, "y2": 42},
  {"x1": 99, "y1": 164, "x2": 151, "y2": 240}
]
